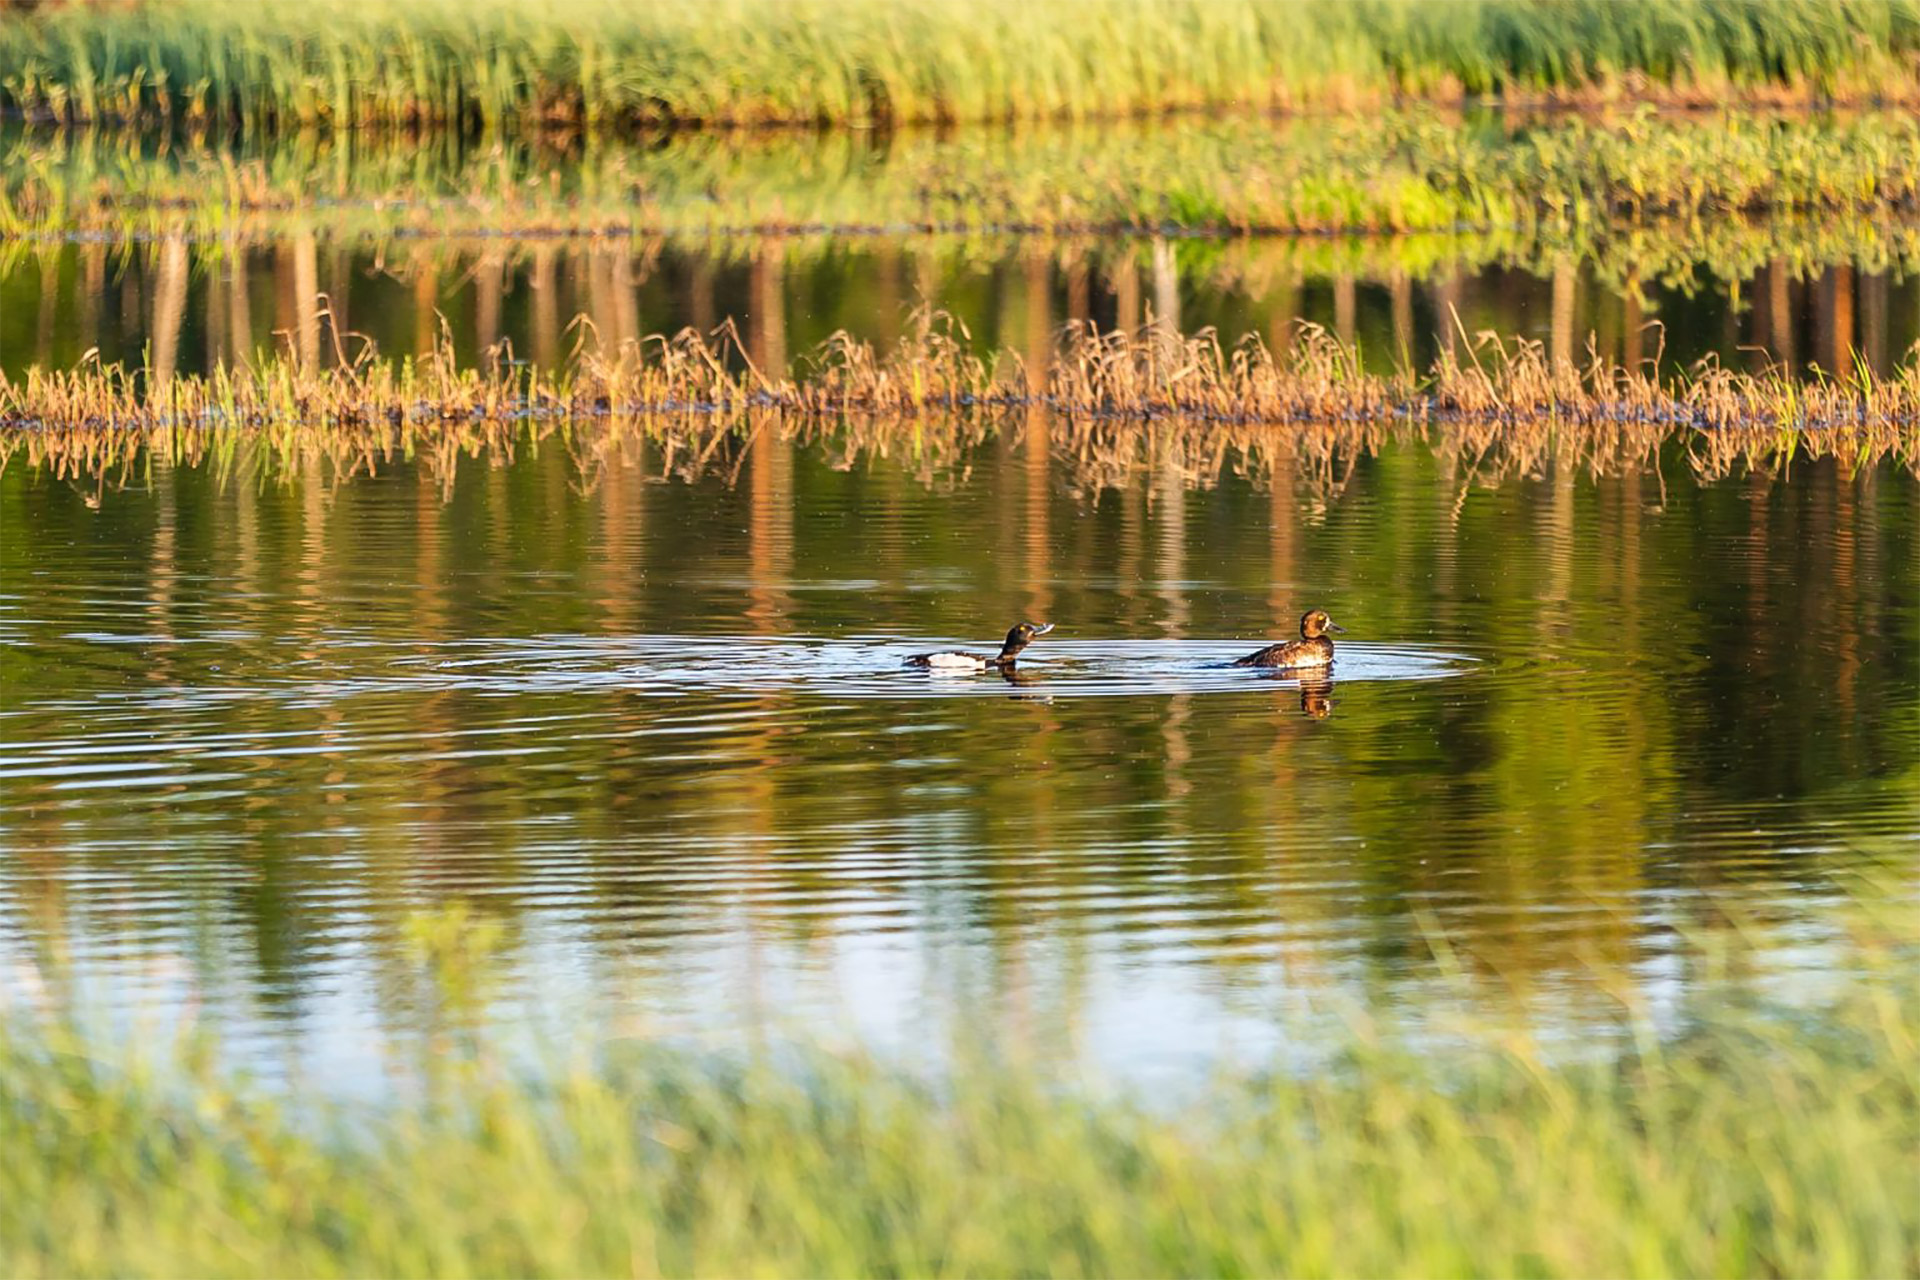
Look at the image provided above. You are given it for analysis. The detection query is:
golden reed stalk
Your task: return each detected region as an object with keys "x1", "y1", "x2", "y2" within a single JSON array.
[{"x1": 3, "y1": 320, "x2": 1915, "y2": 497}]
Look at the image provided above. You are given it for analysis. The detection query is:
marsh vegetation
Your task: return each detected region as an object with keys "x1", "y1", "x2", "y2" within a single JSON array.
[
  {"x1": 11, "y1": 110, "x2": 1920, "y2": 241},
  {"x1": 5, "y1": 321, "x2": 1919, "y2": 500},
  {"x1": 6, "y1": 0, "x2": 1920, "y2": 129}
]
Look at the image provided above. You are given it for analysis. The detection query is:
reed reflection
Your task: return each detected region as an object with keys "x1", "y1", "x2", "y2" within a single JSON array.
[{"x1": 9, "y1": 231, "x2": 1920, "y2": 385}]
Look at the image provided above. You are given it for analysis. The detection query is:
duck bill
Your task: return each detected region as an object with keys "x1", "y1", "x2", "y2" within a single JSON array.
[
  {"x1": 1030, "y1": 622, "x2": 1056, "y2": 636},
  {"x1": 1326, "y1": 622, "x2": 1348, "y2": 634}
]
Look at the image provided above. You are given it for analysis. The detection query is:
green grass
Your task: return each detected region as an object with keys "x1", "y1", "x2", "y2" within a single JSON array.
[
  {"x1": 7, "y1": 111, "x2": 1920, "y2": 294},
  {"x1": 3, "y1": 896, "x2": 1918, "y2": 1278},
  {"x1": 4, "y1": 0, "x2": 1920, "y2": 130},
  {"x1": 17, "y1": 108, "x2": 1920, "y2": 231}
]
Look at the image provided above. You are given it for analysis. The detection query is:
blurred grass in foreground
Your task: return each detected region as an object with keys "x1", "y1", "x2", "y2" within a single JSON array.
[
  {"x1": 4, "y1": 0, "x2": 1920, "y2": 130},
  {"x1": 2, "y1": 893, "x2": 1918, "y2": 1278}
]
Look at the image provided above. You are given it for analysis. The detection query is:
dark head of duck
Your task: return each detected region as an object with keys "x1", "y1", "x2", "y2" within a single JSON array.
[
  {"x1": 1299, "y1": 609, "x2": 1345, "y2": 640},
  {"x1": 997, "y1": 621, "x2": 1054, "y2": 663}
]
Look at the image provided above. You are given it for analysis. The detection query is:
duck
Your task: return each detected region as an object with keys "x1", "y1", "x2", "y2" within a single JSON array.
[
  {"x1": 1232, "y1": 609, "x2": 1346, "y2": 670},
  {"x1": 906, "y1": 622, "x2": 1054, "y2": 671}
]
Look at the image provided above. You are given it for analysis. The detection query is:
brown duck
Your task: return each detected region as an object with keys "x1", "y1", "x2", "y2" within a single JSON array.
[{"x1": 1232, "y1": 609, "x2": 1346, "y2": 670}]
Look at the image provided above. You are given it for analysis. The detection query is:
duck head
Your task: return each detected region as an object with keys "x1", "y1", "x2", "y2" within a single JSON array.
[
  {"x1": 1299, "y1": 609, "x2": 1347, "y2": 639},
  {"x1": 998, "y1": 621, "x2": 1055, "y2": 660}
]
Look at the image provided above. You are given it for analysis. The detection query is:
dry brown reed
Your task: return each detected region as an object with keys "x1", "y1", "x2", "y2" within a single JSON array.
[{"x1": 3, "y1": 318, "x2": 1915, "y2": 501}]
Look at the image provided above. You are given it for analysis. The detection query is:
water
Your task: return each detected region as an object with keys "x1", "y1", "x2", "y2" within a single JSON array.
[{"x1": 2, "y1": 427, "x2": 1915, "y2": 1088}]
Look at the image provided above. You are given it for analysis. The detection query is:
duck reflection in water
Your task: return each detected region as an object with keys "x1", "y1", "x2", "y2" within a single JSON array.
[
  {"x1": 997, "y1": 664, "x2": 1055, "y2": 702},
  {"x1": 1249, "y1": 667, "x2": 1336, "y2": 717},
  {"x1": 1297, "y1": 672, "x2": 1335, "y2": 719}
]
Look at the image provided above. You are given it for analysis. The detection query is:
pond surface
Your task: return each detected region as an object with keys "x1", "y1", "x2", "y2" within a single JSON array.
[{"x1": 2, "y1": 428, "x2": 1915, "y2": 1088}]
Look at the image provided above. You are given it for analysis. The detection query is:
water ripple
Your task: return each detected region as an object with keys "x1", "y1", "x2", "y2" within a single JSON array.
[{"x1": 387, "y1": 634, "x2": 1474, "y2": 701}]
